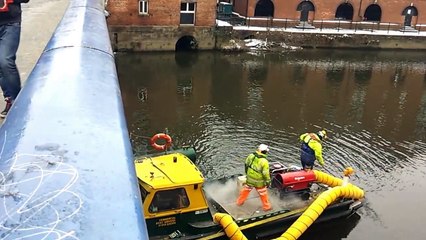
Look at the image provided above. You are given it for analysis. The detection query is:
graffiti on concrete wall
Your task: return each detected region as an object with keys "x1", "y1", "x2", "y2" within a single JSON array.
[{"x1": 0, "y1": 137, "x2": 81, "y2": 239}]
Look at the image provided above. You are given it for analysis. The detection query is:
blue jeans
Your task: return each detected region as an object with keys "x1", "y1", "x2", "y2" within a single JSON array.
[{"x1": 0, "y1": 22, "x2": 22, "y2": 100}]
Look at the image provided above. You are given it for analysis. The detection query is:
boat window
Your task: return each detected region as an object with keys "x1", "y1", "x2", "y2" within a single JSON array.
[
  {"x1": 139, "y1": 185, "x2": 148, "y2": 203},
  {"x1": 149, "y1": 188, "x2": 190, "y2": 213}
]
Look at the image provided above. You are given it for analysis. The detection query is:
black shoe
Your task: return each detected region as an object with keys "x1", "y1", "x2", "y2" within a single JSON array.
[{"x1": 0, "y1": 97, "x2": 13, "y2": 118}]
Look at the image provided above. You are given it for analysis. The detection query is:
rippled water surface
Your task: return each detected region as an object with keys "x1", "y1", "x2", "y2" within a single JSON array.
[{"x1": 116, "y1": 49, "x2": 426, "y2": 240}]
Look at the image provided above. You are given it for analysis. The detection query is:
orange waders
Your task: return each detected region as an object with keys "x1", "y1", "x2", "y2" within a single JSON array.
[{"x1": 236, "y1": 185, "x2": 272, "y2": 211}]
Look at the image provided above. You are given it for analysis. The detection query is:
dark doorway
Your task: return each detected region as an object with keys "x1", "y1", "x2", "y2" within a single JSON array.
[
  {"x1": 297, "y1": 1, "x2": 315, "y2": 22},
  {"x1": 364, "y1": 4, "x2": 381, "y2": 21},
  {"x1": 254, "y1": 0, "x2": 274, "y2": 17},
  {"x1": 335, "y1": 3, "x2": 353, "y2": 20},
  {"x1": 175, "y1": 36, "x2": 198, "y2": 52},
  {"x1": 402, "y1": 6, "x2": 418, "y2": 26}
]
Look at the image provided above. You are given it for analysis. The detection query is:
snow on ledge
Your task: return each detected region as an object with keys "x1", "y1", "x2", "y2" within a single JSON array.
[
  {"x1": 216, "y1": 20, "x2": 232, "y2": 27},
  {"x1": 231, "y1": 25, "x2": 426, "y2": 37}
]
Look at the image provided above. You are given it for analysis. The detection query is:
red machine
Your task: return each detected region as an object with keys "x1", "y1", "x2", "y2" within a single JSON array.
[
  {"x1": 274, "y1": 170, "x2": 316, "y2": 192},
  {"x1": 269, "y1": 162, "x2": 317, "y2": 199}
]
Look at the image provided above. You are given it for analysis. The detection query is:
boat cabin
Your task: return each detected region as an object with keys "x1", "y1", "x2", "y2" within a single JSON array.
[{"x1": 134, "y1": 152, "x2": 215, "y2": 238}]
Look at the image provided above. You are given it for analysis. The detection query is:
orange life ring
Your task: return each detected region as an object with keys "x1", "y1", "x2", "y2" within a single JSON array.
[{"x1": 150, "y1": 133, "x2": 172, "y2": 151}]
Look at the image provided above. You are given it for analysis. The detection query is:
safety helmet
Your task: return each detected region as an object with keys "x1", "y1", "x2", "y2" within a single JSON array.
[
  {"x1": 258, "y1": 144, "x2": 270, "y2": 153},
  {"x1": 317, "y1": 130, "x2": 327, "y2": 140}
]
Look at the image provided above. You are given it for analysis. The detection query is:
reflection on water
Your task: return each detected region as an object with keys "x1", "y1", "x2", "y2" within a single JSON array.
[
  {"x1": 298, "y1": 213, "x2": 361, "y2": 240},
  {"x1": 258, "y1": 213, "x2": 361, "y2": 240},
  {"x1": 116, "y1": 49, "x2": 426, "y2": 240}
]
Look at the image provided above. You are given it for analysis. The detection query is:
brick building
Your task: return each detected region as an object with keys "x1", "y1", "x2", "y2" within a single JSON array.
[
  {"x1": 231, "y1": 0, "x2": 425, "y2": 29},
  {"x1": 107, "y1": 0, "x2": 426, "y2": 52},
  {"x1": 106, "y1": 0, "x2": 217, "y2": 51}
]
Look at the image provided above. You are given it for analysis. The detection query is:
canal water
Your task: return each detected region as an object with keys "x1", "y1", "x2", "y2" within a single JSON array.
[{"x1": 116, "y1": 49, "x2": 426, "y2": 240}]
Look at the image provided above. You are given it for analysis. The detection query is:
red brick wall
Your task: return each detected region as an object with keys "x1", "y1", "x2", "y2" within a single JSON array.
[
  {"x1": 233, "y1": 0, "x2": 248, "y2": 16},
  {"x1": 107, "y1": 0, "x2": 216, "y2": 27},
  {"x1": 196, "y1": 0, "x2": 217, "y2": 26},
  {"x1": 234, "y1": 0, "x2": 426, "y2": 24}
]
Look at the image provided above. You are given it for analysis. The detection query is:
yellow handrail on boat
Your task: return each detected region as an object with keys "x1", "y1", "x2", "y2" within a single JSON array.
[{"x1": 213, "y1": 168, "x2": 365, "y2": 240}]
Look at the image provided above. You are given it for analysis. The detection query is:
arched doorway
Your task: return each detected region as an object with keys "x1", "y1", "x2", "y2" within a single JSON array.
[
  {"x1": 254, "y1": 0, "x2": 274, "y2": 17},
  {"x1": 335, "y1": 3, "x2": 353, "y2": 20},
  {"x1": 402, "y1": 6, "x2": 418, "y2": 27},
  {"x1": 175, "y1": 35, "x2": 198, "y2": 52},
  {"x1": 296, "y1": 1, "x2": 315, "y2": 29},
  {"x1": 297, "y1": 1, "x2": 315, "y2": 21},
  {"x1": 364, "y1": 4, "x2": 381, "y2": 21}
]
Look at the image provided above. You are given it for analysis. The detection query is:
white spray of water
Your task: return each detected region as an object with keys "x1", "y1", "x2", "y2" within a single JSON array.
[{"x1": 203, "y1": 177, "x2": 310, "y2": 213}]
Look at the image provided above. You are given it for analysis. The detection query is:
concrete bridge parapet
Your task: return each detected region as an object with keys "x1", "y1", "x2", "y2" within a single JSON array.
[{"x1": 0, "y1": 0, "x2": 148, "y2": 238}]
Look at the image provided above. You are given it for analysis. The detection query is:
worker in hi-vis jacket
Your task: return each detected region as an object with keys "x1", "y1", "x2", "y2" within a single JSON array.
[
  {"x1": 299, "y1": 130, "x2": 327, "y2": 170},
  {"x1": 236, "y1": 144, "x2": 272, "y2": 211}
]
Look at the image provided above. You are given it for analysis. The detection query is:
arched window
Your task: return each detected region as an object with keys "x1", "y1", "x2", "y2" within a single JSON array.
[
  {"x1": 364, "y1": 4, "x2": 382, "y2": 22},
  {"x1": 254, "y1": 0, "x2": 274, "y2": 17},
  {"x1": 335, "y1": 3, "x2": 353, "y2": 20}
]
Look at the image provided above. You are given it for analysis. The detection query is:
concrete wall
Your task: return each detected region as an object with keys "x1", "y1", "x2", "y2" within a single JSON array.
[
  {"x1": 0, "y1": 0, "x2": 149, "y2": 239},
  {"x1": 109, "y1": 26, "x2": 216, "y2": 51}
]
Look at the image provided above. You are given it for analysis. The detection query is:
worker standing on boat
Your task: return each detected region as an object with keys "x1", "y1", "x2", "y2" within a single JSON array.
[
  {"x1": 236, "y1": 144, "x2": 272, "y2": 211},
  {"x1": 299, "y1": 130, "x2": 327, "y2": 170}
]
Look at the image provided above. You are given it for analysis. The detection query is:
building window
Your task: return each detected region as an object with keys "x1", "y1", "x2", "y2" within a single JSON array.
[
  {"x1": 180, "y1": 2, "x2": 196, "y2": 25},
  {"x1": 139, "y1": 0, "x2": 148, "y2": 15}
]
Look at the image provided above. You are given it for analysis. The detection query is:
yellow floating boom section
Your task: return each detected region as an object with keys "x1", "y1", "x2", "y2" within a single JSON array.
[
  {"x1": 312, "y1": 170, "x2": 343, "y2": 187},
  {"x1": 212, "y1": 168, "x2": 364, "y2": 240},
  {"x1": 213, "y1": 213, "x2": 247, "y2": 240},
  {"x1": 275, "y1": 168, "x2": 364, "y2": 240}
]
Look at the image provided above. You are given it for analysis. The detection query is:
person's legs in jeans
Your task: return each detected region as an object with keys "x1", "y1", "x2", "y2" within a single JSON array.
[{"x1": 0, "y1": 23, "x2": 22, "y2": 117}]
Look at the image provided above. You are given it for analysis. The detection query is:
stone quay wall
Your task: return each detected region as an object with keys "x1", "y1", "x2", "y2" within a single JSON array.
[
  {"x1": 109, "y1": 25, "x2": 426, "y2": 52},
  {"x1": 216, "y1": 26, "x2": 426, "y2": 51},
  {"x1": 108, "y1": 26, "x2": 216, "y2": 52}
]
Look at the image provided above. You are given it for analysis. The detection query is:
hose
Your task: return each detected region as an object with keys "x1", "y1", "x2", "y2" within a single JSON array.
[
  {"x1": 274, "y1": 184, "x2": 364, "y2": 240},
  {"x1": 313, "y1": 170, "x2": 343, "y2": 187},
  {"x1": 213, "y1": 213, "x2": 247, "y2": 240},
  {"x1": 274, "y1": 170, "x2": 364, "y2": 240},
  {"x1": 212, "y1": 169, "x2": 364, "y2": 240}
]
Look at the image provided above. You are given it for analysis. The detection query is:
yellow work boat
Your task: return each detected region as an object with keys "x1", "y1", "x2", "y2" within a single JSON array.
[{"x1": 134, "y1": 145, "x2": 364, "y2": 240}]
